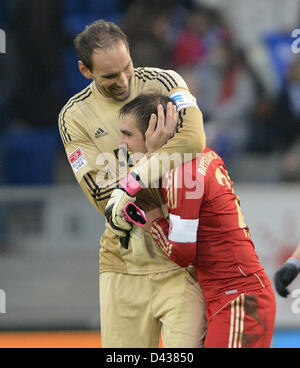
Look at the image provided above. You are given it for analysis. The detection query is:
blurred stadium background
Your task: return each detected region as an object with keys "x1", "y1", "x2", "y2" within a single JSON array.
[{"x1": 0, "y1": 0, "x2": 300, "y2": 348}]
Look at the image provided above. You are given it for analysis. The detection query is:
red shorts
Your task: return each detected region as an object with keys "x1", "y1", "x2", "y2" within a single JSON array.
[{"x1": 204, "y1": 285, "x2": 276, "y2": 348}]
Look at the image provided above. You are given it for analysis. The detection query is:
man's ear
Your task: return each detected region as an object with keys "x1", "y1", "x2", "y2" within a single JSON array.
[{"x1": 78, "y1": 60, "x2": 93, "y2": 79}]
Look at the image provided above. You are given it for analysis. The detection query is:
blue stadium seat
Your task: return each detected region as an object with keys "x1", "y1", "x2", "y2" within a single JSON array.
[
  {"x1": 62, "y1": 0, "x2": 123, "y2": 96},
  {"x1": 63, "y1": 0, "x2": 122, "y2": 37},
  {"x1": 63, "y1": 47, "x2": 90, "y2": 98},
  {"x1": 0, "y1": 127, "x2": 61, "y2": 185},
  {"x1": 263, "y1": 30, "x2": 298, "y2": 91}
]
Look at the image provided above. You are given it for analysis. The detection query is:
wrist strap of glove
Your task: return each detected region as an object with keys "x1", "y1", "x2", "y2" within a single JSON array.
[
  {"x1": 119, "y1": 172, "x2": 144, "y2": 196},
  {"x1": 286, "y1": 257, "x2": 300, "y2": 271}
]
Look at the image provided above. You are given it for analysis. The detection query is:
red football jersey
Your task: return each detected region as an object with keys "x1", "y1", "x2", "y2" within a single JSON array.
[{"x1": 150, "y1": 147, "x2": 270, "y2": 300}]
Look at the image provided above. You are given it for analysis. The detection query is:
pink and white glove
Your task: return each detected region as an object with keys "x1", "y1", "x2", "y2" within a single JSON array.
[{"x1": 104, "y1": 172, "x2": 144, "y2": 234}]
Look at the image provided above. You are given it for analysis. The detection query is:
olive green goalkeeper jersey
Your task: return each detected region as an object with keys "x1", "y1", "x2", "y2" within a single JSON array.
[{"x1": 58, "y1": 67, "x2": 206, "y2": 274}]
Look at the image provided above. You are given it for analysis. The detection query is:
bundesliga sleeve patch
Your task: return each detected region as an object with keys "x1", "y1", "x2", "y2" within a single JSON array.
[
  {"x1": 170, "y1": 91, "x2": 193, "y2": 111},
  {"x1": 68, "y1": 147, "x2": 87, "y2": 173}
]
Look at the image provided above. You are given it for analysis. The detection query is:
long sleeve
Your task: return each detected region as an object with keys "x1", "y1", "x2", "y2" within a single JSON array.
[
  {"x1": 150, "y1": 217, "x2": 197, "y2": 267},
  {"x1": 79, "y1": 171, "x2": 119, "y2": 214},
  {"x1": 150, "y1": 160, "x2": 203, "y2": 267},
  {"x1": 58, "y1": 95, "x2": 122, "y2": 215},
  {"x1": 130, "y1": 69, "x2": 206, "y2": 188}
]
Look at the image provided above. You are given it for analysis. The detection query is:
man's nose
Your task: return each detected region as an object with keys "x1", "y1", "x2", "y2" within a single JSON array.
[
  {"x1": 119, "y1": 136, "x2": 126, "y2": 146},
  {"x1": 117, "y1": 73, "x2": 128, "y2": 88}
]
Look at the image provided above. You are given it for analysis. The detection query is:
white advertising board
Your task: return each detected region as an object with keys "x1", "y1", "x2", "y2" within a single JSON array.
[{"x1": 236, "y1": 184, "x2": 300, "y2": 328}]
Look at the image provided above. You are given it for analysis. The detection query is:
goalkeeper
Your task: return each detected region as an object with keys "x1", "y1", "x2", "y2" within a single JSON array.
[{"x1": 59, "y1": 20, "x2": 206, "y2": 348}]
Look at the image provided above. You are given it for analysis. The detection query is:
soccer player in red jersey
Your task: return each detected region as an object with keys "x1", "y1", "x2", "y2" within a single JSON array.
[{"x1": 119, "y1": 93, "x2": 276, "y2": 348}]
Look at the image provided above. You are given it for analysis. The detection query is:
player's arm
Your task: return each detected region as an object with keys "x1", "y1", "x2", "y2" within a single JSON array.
[
  {"x1": 79, "y1": 171, "x2": 118, "y2": 214},
  {"x1": 58, "y1": 108, "x2": 120, "y2": 215},
  {"x1": 148, "y1": 213, "x2": 197, "y2": 268},
  {"x1": 106, "y1": 71, "x2": 206, "y2": 231},
  {"x1": 274, "y1": 243, "x2": 300, "y2": 297},
  {"x1": 146, "y1": 164, "x2": 203, "y2": 267},
  {"x1": 131, "y1": 70, "x2": 206, "y2": 189}
]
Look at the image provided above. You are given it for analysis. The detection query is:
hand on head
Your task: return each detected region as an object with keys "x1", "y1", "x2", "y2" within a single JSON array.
[{"x1": 145, "y1": 102, "x2": 178, "y2": 153}]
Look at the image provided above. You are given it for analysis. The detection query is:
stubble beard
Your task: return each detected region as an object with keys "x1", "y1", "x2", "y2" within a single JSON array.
[{"x1": 96, "y1": 78, "x2": 132, "y2": 102}]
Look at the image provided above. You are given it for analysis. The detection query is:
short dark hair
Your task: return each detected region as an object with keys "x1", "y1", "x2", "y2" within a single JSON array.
[
  {"x1": 119, "y1": 93, "x2": 176, "y2": 136},
  {"x1": 74, "y1": 19, "x2": 128, "y2": 71}
]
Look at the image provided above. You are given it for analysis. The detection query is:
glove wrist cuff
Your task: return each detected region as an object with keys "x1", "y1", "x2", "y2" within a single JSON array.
[
  {"x1": 119, "y1": 172, "x2": 144, "y2": 196},
  {"x1": 286, "y1": 257, "x2": 300, "y2": 271}
]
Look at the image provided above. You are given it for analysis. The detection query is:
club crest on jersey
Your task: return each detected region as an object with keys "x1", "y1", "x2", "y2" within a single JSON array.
[
  {"x1": 95, "y1": 127, "x2": 108, "y2": 138},
  {"x1": 68, "y1": 147, "x2": 87, "y2": 173}
]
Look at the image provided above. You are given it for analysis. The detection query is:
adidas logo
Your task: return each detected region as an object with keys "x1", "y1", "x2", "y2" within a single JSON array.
[{"x1": 95, "y1": 127, "x2": 108, "y2": 138}]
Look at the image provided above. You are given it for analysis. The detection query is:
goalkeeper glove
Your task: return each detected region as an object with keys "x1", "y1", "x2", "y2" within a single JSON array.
[
  {"x1": 274, "y1": 257, "x2": 300, "y2": 297},
  {"x1": 105, "y1": 221, "x2": 129, "y2": 238},
  {"x1": 118, "y1": 203, "x2": 147, "y2": 249},
  {"x1": 105, "y1": 198, "x2": 147, "y2": 250},
  {"x1": 120, "y1": 203, "x2": 146, "y2": 254},
  {"x1": 104, "y1": 172, "x2": 144, "y2": 234},
  {"x1": 105, "y1": 188, "x2": 134, "y2": 234},
  {"x1": 129, "y1": 224, "x2": 144, "y2": 256},
  {"x1": 122, "y1": 202, "x2": 146, "y2": 227},
  {"x1": 116, "y1": 225, "x2": 144, "y2": 255}
]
